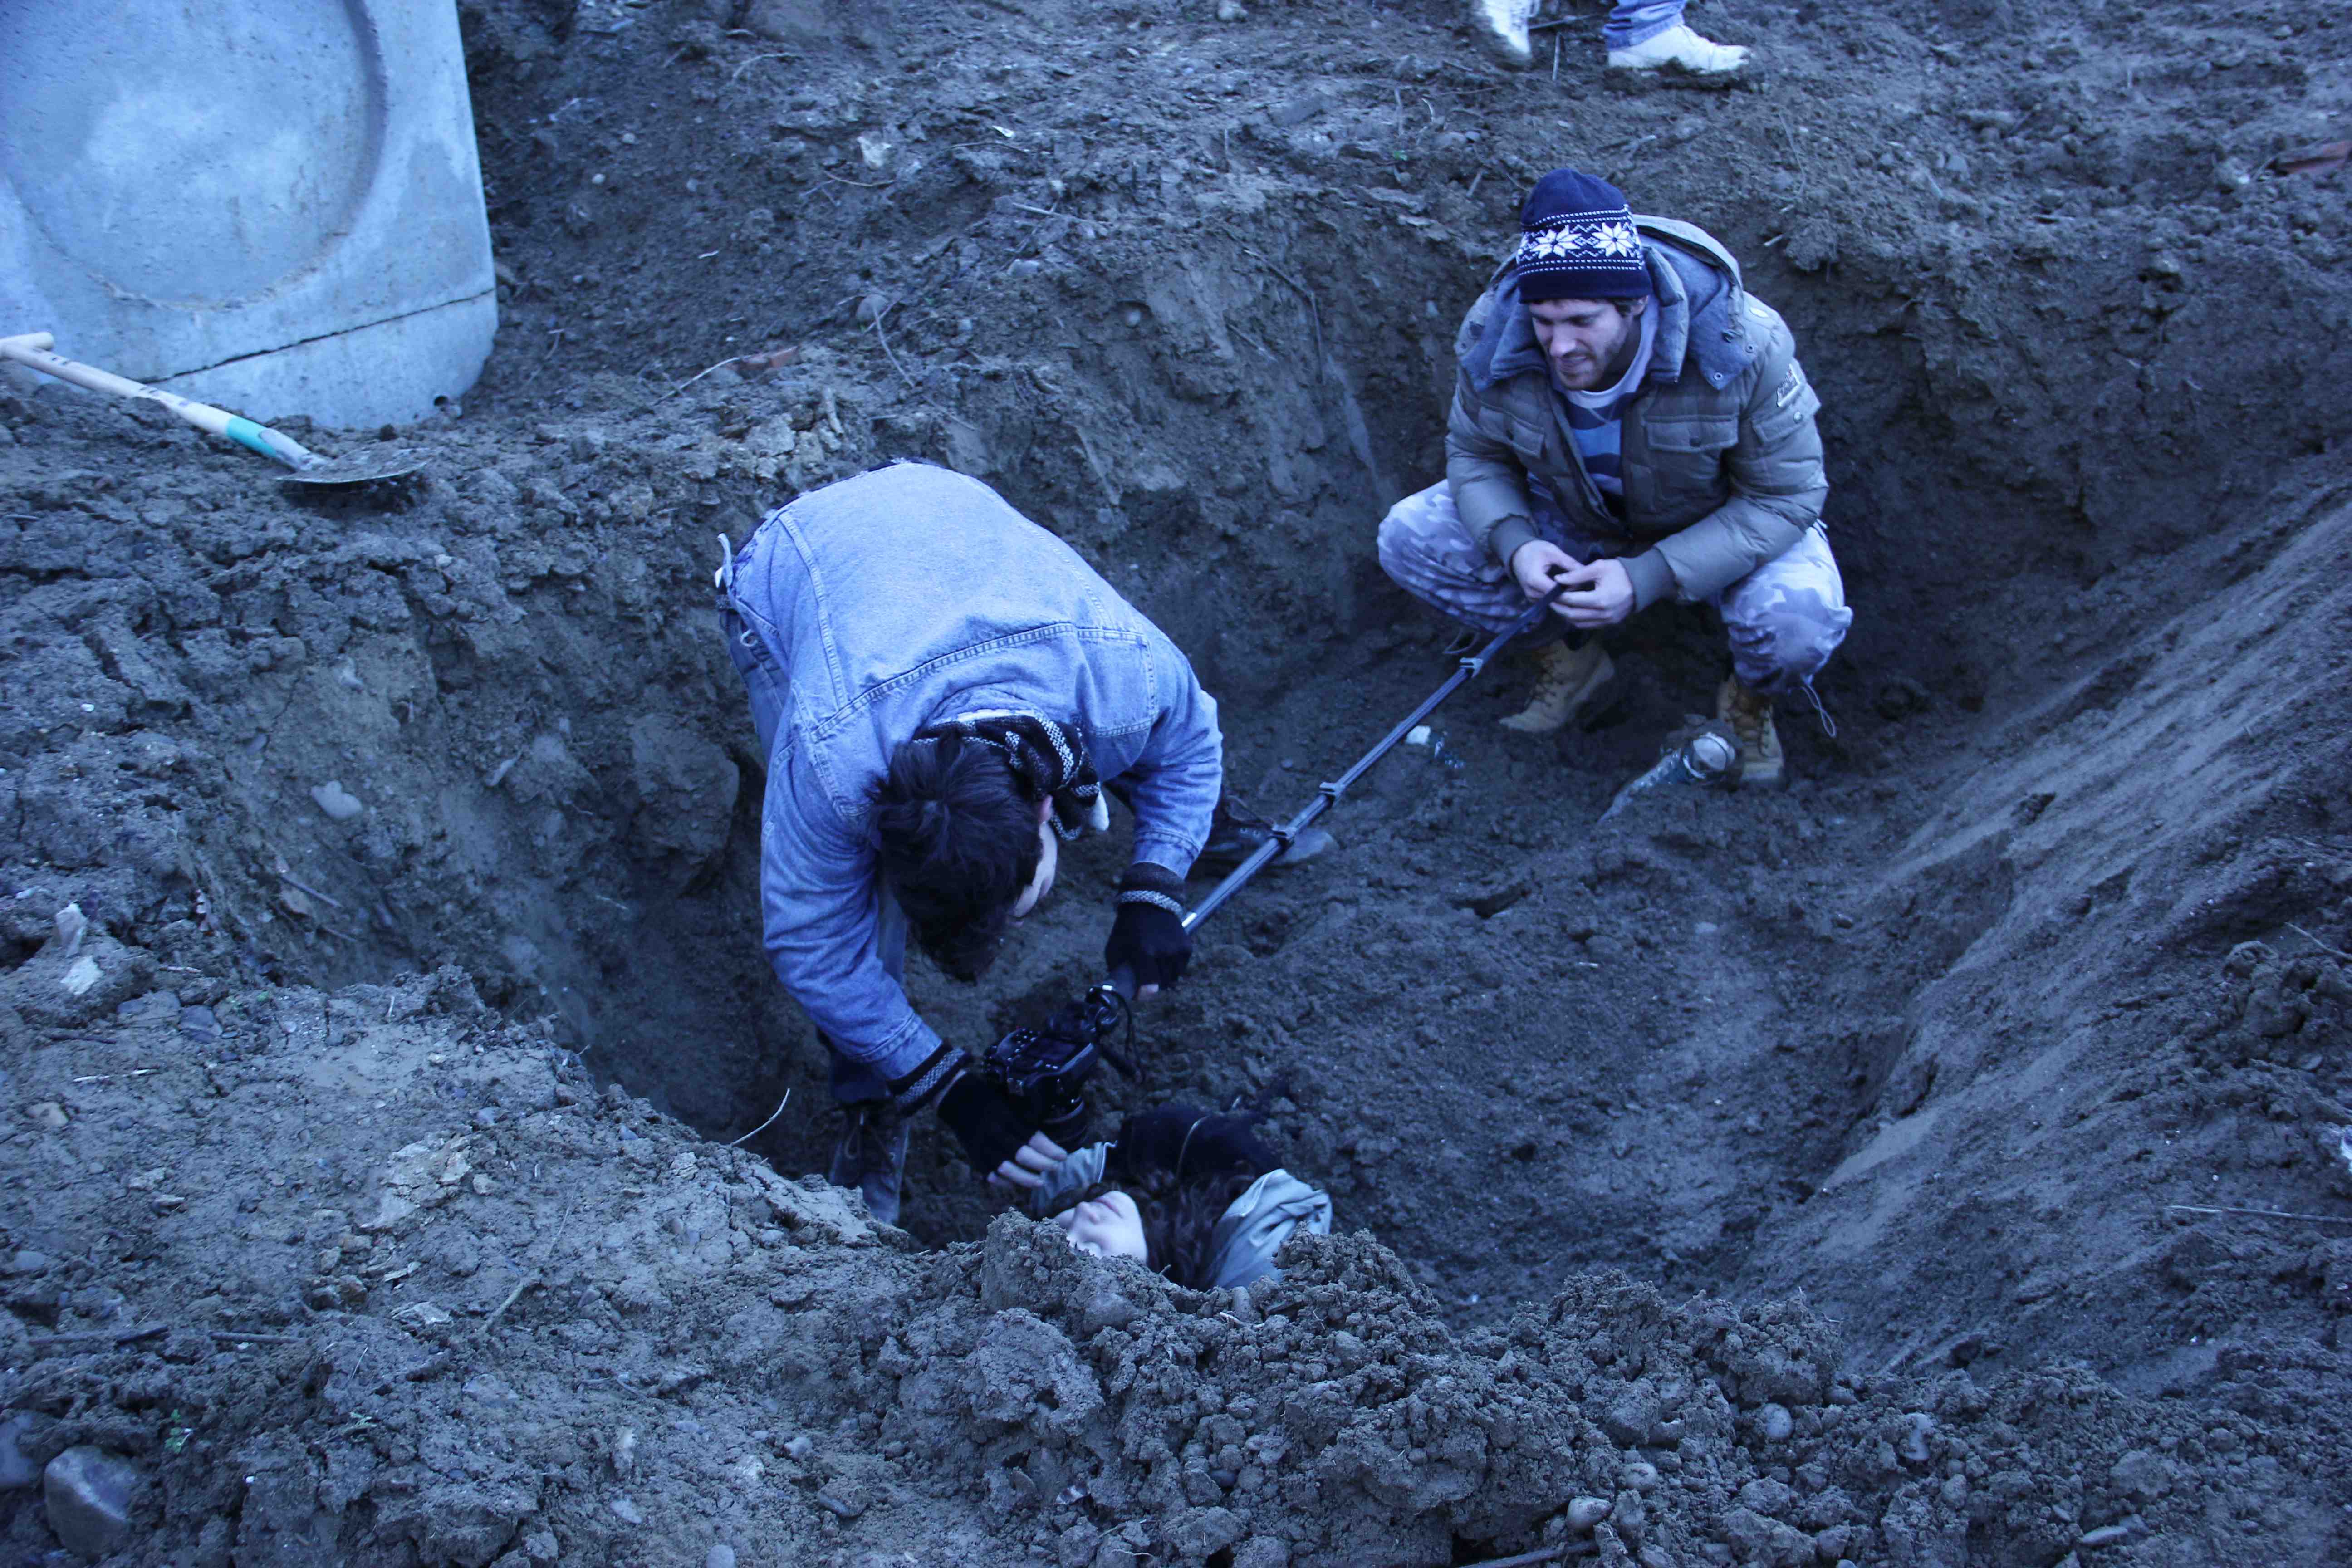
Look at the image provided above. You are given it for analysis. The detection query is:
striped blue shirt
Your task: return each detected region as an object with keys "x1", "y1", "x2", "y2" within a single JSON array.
[{"x1": 1559, "y1": 307, "x2": 1656, "y2": 518}]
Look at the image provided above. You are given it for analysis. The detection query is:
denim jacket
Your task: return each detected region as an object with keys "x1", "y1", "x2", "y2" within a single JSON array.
[{"x1": 727, "y1": 463, "x2": 1222, "y2": 1083}]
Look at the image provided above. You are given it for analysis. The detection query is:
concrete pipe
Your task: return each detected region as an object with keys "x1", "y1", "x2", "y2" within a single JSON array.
[{"x1": 0, "y1": 0, "x2": 498, "y2": 429}]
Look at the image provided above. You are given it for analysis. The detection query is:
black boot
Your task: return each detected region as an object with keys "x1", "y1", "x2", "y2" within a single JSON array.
[
  {"x1": 1195, "y1": 794, "x2": 1335, "y2": 874},
  {"x1": 826, "y1": 1103, "x2": 909, "y2": 1226}
]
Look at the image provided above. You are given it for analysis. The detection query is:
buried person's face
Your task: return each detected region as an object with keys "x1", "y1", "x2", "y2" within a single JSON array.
[{"x1": 1056, "y1": 1190, "x2": 1147, "y2": 1263}]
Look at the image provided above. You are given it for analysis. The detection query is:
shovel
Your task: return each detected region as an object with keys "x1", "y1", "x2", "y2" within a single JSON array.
[{"x1": 0, "y1": 331, "x2": 428, "y2": 486}]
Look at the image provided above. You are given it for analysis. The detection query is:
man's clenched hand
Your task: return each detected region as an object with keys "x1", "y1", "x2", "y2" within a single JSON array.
[
  {"x1": 1553, "y1": 556, "x2": 1636, "y2": 627},
  {"x1": 1509, "y1": 539, "x2": 1583, "y2": 611}
]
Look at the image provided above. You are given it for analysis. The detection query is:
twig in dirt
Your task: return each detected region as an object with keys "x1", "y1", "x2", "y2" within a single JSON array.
[
  {"x1": 1007, "y1": 200, "x2": 1063, "y2": 263},
  {"x1": 477, "y1": 1272, "x2": 543, "y2": 1341},
  {"x1": 2286, "y1": 922, "x2": 2352, "y2": 963},
  {"x1": 210, "y1": 1330, "x2": 306, "y2": 1346},
  {"x1": 872, "y1": 306, "x2": 917, "y2": 390},
  {"x1": 2168, "y1": 1204, "x2": 2352, "y2": 1226},
  {"x1": 1239, "y1": 248, "x2": 1325, "y2": 377},
  {"x1": 727, "y1": 51, "x2": 793, "y2": 83},
  {"x1": 823, "y1": 170, "x2": 897, "y2": 190},
  {"x1": 1552, "y1": 31, "x2": 1562, "y2": 82},
  {"x1": 728, "y1": 1087, "x2": 793, "y2": 1148},
  {"x1": 70, "y1": 1069, "x2": 158, "y2": 1084},
  {"x1": 30, "y1": 1324, "x2": 170, "y2": 1348},
  {"x1": 1460, "y1": 1544, "x2": 1584, "y2": 1568},
  {"x1": 1467, "y1": 168, "x2": 1486, "y2": 201},
  {"x1": 277, "y1": 873, "x2": 344, "y2": 911},
  {"x1": 1004, "y1": 201, "x2": 1062, "y2": 218},
  {"x1": 651, "y1": 355, "x2": 745, "y2": 406}
]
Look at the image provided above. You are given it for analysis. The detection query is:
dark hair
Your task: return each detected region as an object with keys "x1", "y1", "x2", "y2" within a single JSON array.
[
  {"x1": 1138, "y1": 1169, "x2": 1260, "y2": 1291},
  {"x1": 1120, "y1": 1107, "x2": 1274, "y2": 1289},
  {"x1": 873, "y1": 734, "x2": 1042, "y2": 982}
]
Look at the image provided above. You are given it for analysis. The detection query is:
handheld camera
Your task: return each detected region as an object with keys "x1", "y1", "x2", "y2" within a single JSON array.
[{"x1": 976, "y1": 981, "x2": 1139, "y2": 1146}]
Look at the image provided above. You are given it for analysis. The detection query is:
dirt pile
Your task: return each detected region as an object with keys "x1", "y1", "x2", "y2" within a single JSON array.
[
  {"x1": 2, "y1": 970, "x2": 2333, "y2": 1567},
  {"x1": 6, "y1": 0, "x2": 2352, "y2": 1561}
]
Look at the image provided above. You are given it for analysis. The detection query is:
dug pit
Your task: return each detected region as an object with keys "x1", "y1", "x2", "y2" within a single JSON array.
[{"x1": 4, "y1": 0, "x2": 2351, "y2": 1563}]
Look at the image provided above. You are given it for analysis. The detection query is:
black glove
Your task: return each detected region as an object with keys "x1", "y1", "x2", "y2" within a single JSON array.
[
  {"x1": 888, "y1": 1043, "x2": 1034, "y2": 1175},
  {"x1": 1106, "y1": 862, "x2": 1190, "y2": 990}
]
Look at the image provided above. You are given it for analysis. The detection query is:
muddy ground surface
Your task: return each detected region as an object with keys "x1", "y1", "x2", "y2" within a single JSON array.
[{"x1": 6, "y1": 0, "x2": 2352, "y2": 1562}]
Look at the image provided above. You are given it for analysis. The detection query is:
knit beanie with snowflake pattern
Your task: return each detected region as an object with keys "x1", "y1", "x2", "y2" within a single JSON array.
[{"x1": 1514, "y1": 167, "x2": 1652, "y2": 302}]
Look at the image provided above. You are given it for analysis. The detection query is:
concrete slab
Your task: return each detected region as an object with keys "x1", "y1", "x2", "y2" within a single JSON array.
[{"x1": 0, "y1": 0, "x2": 497, "y2": 430}]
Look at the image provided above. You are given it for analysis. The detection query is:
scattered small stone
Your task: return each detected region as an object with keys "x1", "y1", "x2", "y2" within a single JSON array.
[
  {"x1": 1216, "y1": 0, "x2": 1247, "y2": 20},
  {"x1": 609, "y1": 1494, "x2": 645, "y2": 1525},
  {"x1": 43, "y1": 1446, "x2": 138, "y2": 1560},
  {"x1": 1897, "y1": 1412, "x2": 1935, "y2": 1464},
  {"x1": 29, "y1": 1102, "x2": 67, "y2": 1131},
  {"x1": 0, "y1": 1414, "x2": 43, "y2": 1490},
  {"x1": 1568, "y1": 1496, "x2": 1614, "y2": 1533},
  {"x1": 706, "y1": 1547, "x2": 736, "y2": 1568},
  {"x1": 52, "y1": 902, "x2": 87, "y2": 957},
  {"x1": 310, "y1": 780, "x2": 364, "y2": 821},
  {"x1": 1758, "y1": 1402, "x2": 1794, "y2": 1441},
  {"x1": 59, "y1": 956, "x2": 102, "y2": 996}
]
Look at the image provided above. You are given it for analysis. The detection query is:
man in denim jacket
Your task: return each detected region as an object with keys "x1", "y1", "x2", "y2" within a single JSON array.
[{"x1": 718, "y1": 463, "x2": 1294, "y2": 1223}]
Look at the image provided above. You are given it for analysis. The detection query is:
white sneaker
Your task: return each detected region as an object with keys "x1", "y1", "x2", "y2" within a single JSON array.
[
  {"x1": 1468, "y1": 0, "x2": 1538, "y2": 70},
  {"x1": 1607, "y1": 23, "x2": 1749, "y2": 75}
]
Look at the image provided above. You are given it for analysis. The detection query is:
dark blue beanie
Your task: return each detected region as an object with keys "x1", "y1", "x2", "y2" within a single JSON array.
[{"x1": 1515, "y1": 167, "x2": 1651, "y2": 302}]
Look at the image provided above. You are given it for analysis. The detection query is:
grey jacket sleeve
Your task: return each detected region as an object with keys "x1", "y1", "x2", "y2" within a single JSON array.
[
  {"x1": 1025, "y1": 1142, "x2": 1112, "y2": 1215},
  {"x1": 1649, "y1": 314, "x2": 1829, "y2": 602},
  {"x1": 1444, "y1": 371, "x2": 1539, "y2": 568}
]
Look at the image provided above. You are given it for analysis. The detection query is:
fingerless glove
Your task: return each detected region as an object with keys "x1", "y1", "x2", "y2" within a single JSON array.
[{"x1": 1105, "y1": 862, "x2": 1190, "y2": 990}]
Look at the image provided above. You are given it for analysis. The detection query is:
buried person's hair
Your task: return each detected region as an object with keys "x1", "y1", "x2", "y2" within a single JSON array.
[
  {"x1": 874, "y1": 733, "x2": 1043, "y2": 981},
  {"x1": 1138, "y1": 1169, "x2": 1261, "y2": 1291}
]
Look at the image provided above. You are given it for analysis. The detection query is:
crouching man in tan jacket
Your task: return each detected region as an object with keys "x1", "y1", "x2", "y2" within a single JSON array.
[{"x1": 1377, "y1": 167, "x2": 1851, "y2": 785}]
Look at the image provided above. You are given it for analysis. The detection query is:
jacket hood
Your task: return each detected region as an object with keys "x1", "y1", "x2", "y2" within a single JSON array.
[
  {"x1": 1205, "y1": 1168, "x2": 1333, "y2": 1289},
  {"x1": 1459, "y1": 215, "x2": 1755, "y2": 397}
]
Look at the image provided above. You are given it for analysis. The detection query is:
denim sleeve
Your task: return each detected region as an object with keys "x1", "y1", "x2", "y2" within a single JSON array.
[
  {"x1": 1122, "y1": 635, "x2": 1223, "y2": 876},
  {"x1": 759, "y1": 750, "x2": 940, "y2": 1083}
]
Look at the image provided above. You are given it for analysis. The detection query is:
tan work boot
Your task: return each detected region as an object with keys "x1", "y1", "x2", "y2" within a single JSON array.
[
  {"x1": 1715, "y1": 677, "x2": 1784, "y2": 787},
  {"x1": 1499, "y1": 641, "x2": 1615, "y2": 733}
]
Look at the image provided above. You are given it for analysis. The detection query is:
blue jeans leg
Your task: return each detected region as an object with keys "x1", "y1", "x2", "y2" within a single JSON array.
[
  {"x1": 721, "y1": 604, "x2": 789, "y2": 764},
  {"x1": 1604, "y1": 0, "x2": 1685, "y2": 49}
]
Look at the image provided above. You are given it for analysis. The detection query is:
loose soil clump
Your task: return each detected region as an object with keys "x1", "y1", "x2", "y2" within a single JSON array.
[{"x1": 5, "y1": 0, "x2": 2352, "y2": 1562}]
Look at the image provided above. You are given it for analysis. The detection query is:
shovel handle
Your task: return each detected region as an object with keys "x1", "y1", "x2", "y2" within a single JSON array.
[{"x1": 0, "y1": 330, "x2": 321, "y2": 471}]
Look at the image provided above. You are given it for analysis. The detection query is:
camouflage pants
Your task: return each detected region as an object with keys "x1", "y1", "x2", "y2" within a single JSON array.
[{"x1": 1375, "y1": 482, "x2": 1853, "y2": 696}]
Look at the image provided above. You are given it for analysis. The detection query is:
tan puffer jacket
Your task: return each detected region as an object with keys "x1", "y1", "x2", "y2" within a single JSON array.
[{"x1": 1445, "y1": 216, "x2": 1828, "y2": 610}]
